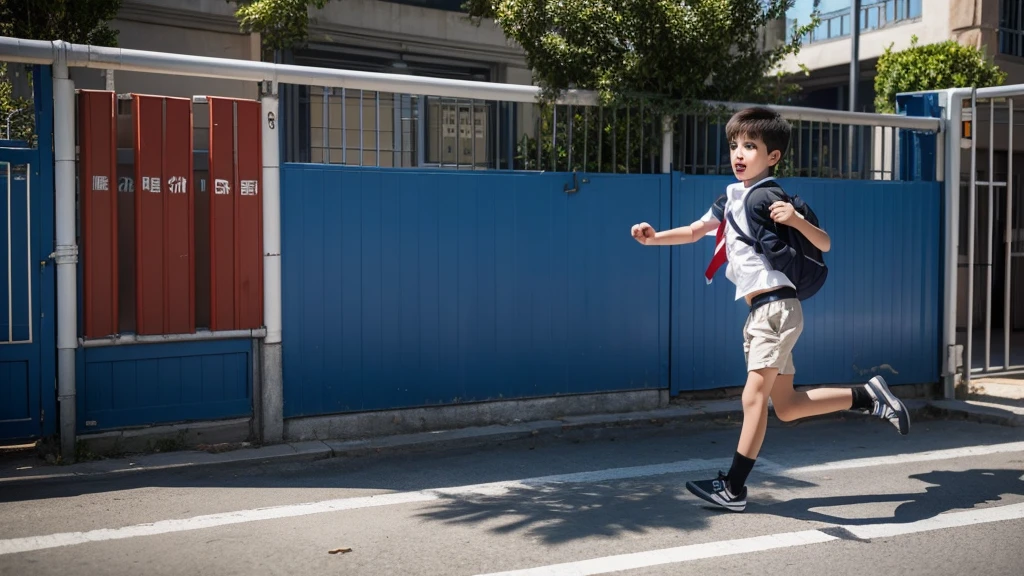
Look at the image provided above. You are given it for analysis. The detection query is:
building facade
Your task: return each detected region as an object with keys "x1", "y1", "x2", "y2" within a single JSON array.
[{"x1": 780, "y1": 0, "x2": 1024, "y2": 111}]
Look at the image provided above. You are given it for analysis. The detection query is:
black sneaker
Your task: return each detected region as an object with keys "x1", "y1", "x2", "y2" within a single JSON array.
[
  {"x1": 865, "y1": 376, "x2": 910, "y2": 435},
  {"x1": 685, "y1": 472, "x2": 747, "y2": 512}
]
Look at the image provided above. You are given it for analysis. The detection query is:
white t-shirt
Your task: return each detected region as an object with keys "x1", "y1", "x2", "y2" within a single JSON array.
[{"x1": 700, "y1": 177, "x2": 796, "y2": 301}]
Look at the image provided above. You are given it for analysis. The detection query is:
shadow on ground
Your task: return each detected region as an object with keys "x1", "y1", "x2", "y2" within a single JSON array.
[{"x1": 753, "y1": 468, "x2": 1024, "y2": 527}]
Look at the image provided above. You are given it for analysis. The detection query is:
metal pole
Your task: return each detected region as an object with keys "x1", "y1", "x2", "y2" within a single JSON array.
[
  {"x1": 850, "y1": 0, "x2": 861, "y2": 113},
  {"x1": 260, "y1": 80, "x2": 284, "y2": 443},
  {"x1": 943, "y1": 88, "x2": 971, "y2": 399},
  {"x1": 52, "y1": 47, "x2": 79, "y2": 462},
  {"x1": 661, "y1": 115, "x2": 673, "y2": 174},
  {"x1": 966, "y1": 90, "x2": 978, "y2": 389},
  {"x1": 1005, "y1": 98, "x2": 1015, "y2": 370},
  {"x1": 985, "y1": 98, "x2": 995, "y2": 372}
]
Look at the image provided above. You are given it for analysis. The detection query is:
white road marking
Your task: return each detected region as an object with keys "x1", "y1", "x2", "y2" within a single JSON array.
[
  {"x1": 780, "y1": 441, "x2": 1024, "y2": 475},
  {"x1": 477, "y1": 530, "x2": 839, "y2": 576},
  {"x1": 474, "y1": 503, "x2": 1024, "y2": 576},
  {"x1": 1, "y1": 441, "x2": 1022, "y2": 556}
]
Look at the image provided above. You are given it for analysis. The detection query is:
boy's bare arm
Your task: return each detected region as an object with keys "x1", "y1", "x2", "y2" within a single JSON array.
[
  {"x1": 768, "y1": 201, "x2": 831, "y2": 252},
  {"x1": 631, "y1": 219, "x2": 716, "y2": 246}
]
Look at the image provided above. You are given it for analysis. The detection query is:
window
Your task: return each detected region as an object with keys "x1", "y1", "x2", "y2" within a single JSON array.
[
  {"x1": 787, "y1": 0, "x2": 922, "y2": 45},
  {"x1": 1000, "y1": 0, "x2": 1024, "y2": 58},
  {"x1": 287, "y1": 44, "x2": 506, "y2": 169}
]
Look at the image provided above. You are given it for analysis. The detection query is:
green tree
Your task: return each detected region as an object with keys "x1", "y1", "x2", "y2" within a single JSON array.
[
  {"x1": 0, "y1": 0, "x2": 123, "y2": 143},
  {"x1": 874, "y1": 35, "x2": 1007, "y2": 114},
  {"x1": 230, "y1": 0, "x2": 330, "y2": 54}
]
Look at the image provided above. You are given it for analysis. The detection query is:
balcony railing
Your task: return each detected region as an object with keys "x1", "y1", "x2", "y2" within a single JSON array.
[{"x1": 788, "y1": 0, "x2": 922, "y2": 44}]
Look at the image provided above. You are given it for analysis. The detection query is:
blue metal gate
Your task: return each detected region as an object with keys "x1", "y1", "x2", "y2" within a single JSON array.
[
  {"x1": 280, "y1": 166, "x2": 671, "y2": 417},
  {"x1": 0, "y1": 66, "x2": 56, "y2": 442}
]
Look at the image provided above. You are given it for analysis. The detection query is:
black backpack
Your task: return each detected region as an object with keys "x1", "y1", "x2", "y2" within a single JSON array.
[{"x1": 724, "y1": 182, "x2": 828, "y2": 301}]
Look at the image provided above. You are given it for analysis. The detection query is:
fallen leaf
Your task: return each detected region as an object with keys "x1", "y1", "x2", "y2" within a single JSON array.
[{"x1": 328, "y1": 548, "x2": 353, "y2": 555}]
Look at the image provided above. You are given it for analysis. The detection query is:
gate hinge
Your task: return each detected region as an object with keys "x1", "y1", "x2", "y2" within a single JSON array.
[{"x1": 49, "y1": 244, "x2": 79, "y2": 265}]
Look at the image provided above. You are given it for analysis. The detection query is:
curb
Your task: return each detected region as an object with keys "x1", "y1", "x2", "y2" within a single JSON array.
[{"x1": 1, "y1": 398, "x2": 1016, "y2": 485}]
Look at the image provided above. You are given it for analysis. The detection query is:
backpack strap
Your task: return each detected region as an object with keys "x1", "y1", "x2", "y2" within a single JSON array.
[{"x1": 725, "y1": 210, "x2": 757, "y2": 247}]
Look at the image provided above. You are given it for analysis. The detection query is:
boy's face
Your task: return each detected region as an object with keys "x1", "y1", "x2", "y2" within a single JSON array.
[{"x1": 729, "y1": 133, "x2": 781, "y2": 185}]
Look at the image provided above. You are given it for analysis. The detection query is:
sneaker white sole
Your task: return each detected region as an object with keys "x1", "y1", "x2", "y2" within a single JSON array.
[
  {"x1": 868, "y1": 376, "x2": 910, "y2": 435},
  {"x1": 685, "y1": 481, "x2": 747, "y2": 512}
]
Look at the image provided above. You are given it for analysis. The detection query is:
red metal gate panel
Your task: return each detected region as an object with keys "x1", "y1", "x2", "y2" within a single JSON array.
[
  {"x1": 133, "y1": 95, "x2": 195, "y2": 335},
  {"x1": 208, "y1": 97, "x2": 263, "y2": 331},
  {"x1": 78, "y1": 90, "x2": 119, "y2": 339}
]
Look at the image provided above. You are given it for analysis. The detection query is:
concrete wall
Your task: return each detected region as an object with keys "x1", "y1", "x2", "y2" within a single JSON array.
[{"x1": 71, "y1": 0, "x2": 261, "y2": 100}]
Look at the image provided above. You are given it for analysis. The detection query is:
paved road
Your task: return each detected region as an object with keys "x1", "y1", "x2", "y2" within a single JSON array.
[{"x1": 1, "y1": 417, "x2": 1023, "y2": 576}]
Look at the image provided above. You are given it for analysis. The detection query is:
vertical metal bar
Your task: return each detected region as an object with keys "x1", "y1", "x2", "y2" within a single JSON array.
[
  {"x1": 985, "y1": 98, "x2": 995, "y2": 371},
  {"x1": 342, "y1": 88, "x2": 347, "y2": 164},
  {"x1": 1005, "y1": 98, "x2": 1014, "y2": 370},
  {"x1": 441, "y1": 99, "x2": 447, "y2": 168},
  {"x1": 598, "y1": 107, "x2": 604, "y2": 171},
  {"x1": 880, "y1": 126, "x2": 887, "y2": 180},
  {"x1": 817, "y1": 121, "x2": 824, "y2": 178},
  {"x1": 359, "y1": 90, "x2": 364, "y2": 166},
  {"x1": 506, "y1": 102, "x2": 514, "y2": 170},
  {"x1": 714, "y1": 113, "x2": 722, "y2": 175},
  {"x1": 827, "y1": 122, "x2": 833, "y2": 177},
  {"x1": 966, "y1": 90, "x2": 978, "y2": 386},
  {"x1": 796, "y1": 120, "x2": 803, "y2": 176},
  {"x1": 703, "y1": 118, "x2": 709, "y2": 174},
  {"x1": 471, "y1": 100, "x2": 477, "y2": 169},
  {"x1": 691, "y1": 115, "x2": 698, "y2": 173},
  {"x1": 626, "y1": 106, "x2": 631, "y2": 174},
  {"x1": 375, "y1": 91, "x2": 381, "y2": 167},
  {"x1": 393, "y1": 94, "x2": 402, "y2": 168},
  {"x1": 26, "y1": 163, "x2": 32, "y2": 342},
  {"x1": 612, "y1": 108, "x2": 617, "y2": 173},
  {"x1": 551, "y1": 105, "x2": 557, "y2": 171},
  {"x1": 639, "y1": 103, "x2": 644, "y2": 174},
  {"x1": 6, "y1": 162, "x2": 12, "y2": 342},
  {"x1": 859, "y1": 125, "x2": 866, "y2": 179},
  {"x1": 535, "y1": 110, "x2": 541, "y2": 169},
  {"x1": 494, "y1": 101, "x2": 499, "y2": 169},
  {"x1": 322, "y1": 86, "x2": 329, "y2": 163},
  {"x1": 677, "y1": 115, "x2": 684, "y2": 173},
  {"x1": 583, "y1": 106, "x2": 589, "y2": 172},
  {"x1": 567, "y1": 104, "x2": 574, "y2": 171}
]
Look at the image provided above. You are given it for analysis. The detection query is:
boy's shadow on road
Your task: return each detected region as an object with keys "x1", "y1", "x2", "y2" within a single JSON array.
[
  {"x1": 417, "y1": 469, "x2": 1024, "y2": 544},
  {"x1": 751, "y1": 468, "x2": 1024, "y2": 527}
]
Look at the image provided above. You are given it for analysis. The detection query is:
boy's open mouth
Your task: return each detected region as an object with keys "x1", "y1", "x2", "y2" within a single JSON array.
[{"x1": 734, "y1": 163, "x2": 746, "y2": 173}]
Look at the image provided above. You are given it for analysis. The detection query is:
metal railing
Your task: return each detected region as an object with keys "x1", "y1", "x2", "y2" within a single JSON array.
[
  {"x1": 289, "y1": 81, "x2": 939, "y2": 179},
  {"x1": 673, "y1": 113, "x2": 902, "y2": 180}
]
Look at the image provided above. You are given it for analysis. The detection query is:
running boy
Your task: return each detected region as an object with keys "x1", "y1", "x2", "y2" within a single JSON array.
[{"x1": 629, "y1": 106, "x2": 910, "y2": 512}]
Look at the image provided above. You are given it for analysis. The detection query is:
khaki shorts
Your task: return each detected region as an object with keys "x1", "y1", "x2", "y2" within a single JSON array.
[{"x1": 743, "y1": 298, "x2": 804, "y2": 374}]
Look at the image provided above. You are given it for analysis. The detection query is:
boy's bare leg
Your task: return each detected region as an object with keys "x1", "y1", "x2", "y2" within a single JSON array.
[
  {"x1": 736, "y1": 367, "x2": 779, "y2": 458},
  {"x1": 769, "y1": 374, "x2": 853, "y2": 422}
]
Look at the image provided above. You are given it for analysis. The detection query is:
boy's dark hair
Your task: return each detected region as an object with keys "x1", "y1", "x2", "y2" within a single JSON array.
[{"x1": 725, "y1": 106, "x2": 791, "y2": 159}]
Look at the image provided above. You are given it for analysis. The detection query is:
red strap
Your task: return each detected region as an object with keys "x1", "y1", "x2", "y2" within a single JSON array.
[{"x1": 704, "y1": 218, "x2": 728, "y2": 284}]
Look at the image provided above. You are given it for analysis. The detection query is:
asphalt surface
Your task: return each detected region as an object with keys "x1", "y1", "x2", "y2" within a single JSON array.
[{"x1": 1, "y1": 417, "x2": 1023, "y2": 576}]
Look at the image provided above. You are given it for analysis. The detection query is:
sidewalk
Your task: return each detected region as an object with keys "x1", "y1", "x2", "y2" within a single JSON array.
[{"x1": 2, "y1": 396, "x2": 1020, "y2": 486}]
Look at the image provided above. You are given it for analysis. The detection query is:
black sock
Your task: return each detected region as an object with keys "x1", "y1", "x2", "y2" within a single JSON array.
[
  {"x1": 851, "y1": 386, "x2": 873, "y2": 411},
  {"x1": 727, "y1": 452, "x2": 756, "y2": 493}
]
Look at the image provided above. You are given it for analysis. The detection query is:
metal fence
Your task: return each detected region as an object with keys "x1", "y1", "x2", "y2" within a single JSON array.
[{"x1": 286, "y1": 84, "x2": 935, "y2": 180}]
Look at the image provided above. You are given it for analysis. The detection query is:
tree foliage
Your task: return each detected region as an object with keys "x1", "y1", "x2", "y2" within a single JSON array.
[
  {"x1": 462, "y1": 0, "x2": 815, "y2": 114},
  {"x1": 230, "y1": 0, "x2": 331, "y2": 53},
  {"x1": 0, "y1": 0, "x2": 122, "y2": 143},
  {"x1": 0, "y1": 0, "x2": 122, "y2": 46},
  {"x1": 874, "y1": 35, "x2": 1007, "y2": 114}
]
